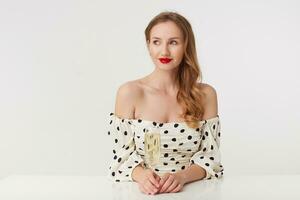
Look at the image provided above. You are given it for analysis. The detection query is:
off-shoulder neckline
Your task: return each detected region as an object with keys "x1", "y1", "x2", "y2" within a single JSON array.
[{"x1": 109, "y1": 112, "x2": 219, "y2": 125}]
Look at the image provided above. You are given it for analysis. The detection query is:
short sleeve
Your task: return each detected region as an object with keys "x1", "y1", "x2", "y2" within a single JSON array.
[
  {"x1": 189, "y1": 116, "x2": 224, "y2": 180},
  {"x1": 107, "y1": 113, "x2": 144, "y2": 182}
]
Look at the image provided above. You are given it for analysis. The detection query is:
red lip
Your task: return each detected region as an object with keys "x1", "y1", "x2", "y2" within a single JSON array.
[{"x1": 159, "y1": 58, "x2": 172, "y2": 64}]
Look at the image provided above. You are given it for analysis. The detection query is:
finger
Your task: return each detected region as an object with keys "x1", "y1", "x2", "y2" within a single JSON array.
[
  {"x1": 165, "y1": 180, "x2": 178, "y2": 193},
  {"x1": 148, "y1": 174, "x2": 160, "y2": 188},
  {"x1": 145, "y1": 180, "x2": 159, "y2": 194},
  {"x1": 138, "y1": 184, "x2": 148, "y2": 195},
  {"x1": 170, "y1": 183, "x2": 182, "y2": 193},
  {"x1": 154, "y1": 173, "x2": 161, "y2": 182},
  {"x1": 158, "y1": 174, "x2": 169, "y2": 187},
  {"x1": 159, "y1": 175, "x2": 174, "y2": 193},
  {"x1": 158, "y1": 175, "x2": 170, "y2": 192}
]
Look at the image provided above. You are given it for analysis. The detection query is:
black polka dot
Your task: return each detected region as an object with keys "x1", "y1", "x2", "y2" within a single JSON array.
[
  {"x1": 112, "y1": 172, "x2": 115, "y2": 176},
  {"x1": 181, "y1": 166, "x2": 185, "y2": 170},
  {"x1": 172, "y1": 169, "x2": 176, "y2": 172},
  {"x1": 194, "y1": 141, "x2": 198, "y2": 144},
  {"x1": 163, "y1": 162, "x2": 168, "y2": 166},
  {"x1": 109, "y1": 120, "x2": 112, "y2": 124},
  {"x1": 172, "y1": 138, "x2": 176, "y2": 142},
  {"x1": 113, "y1": 149, "x2": 116, "y2": 154},
  {"x1": 182, "y1": 155, "x2": 186, "y2": 158},
  {"x1": 205, "y1": 131, "x2": 209, "y2": 136},
  {"x1": 209, "y1": 157, "x2": 214, "y2": 160},
  {"x1": 153, "y1": 122, "x2": 157, "y2": 126},
  {"x1": 121, "y1": 119, "x2": 124, "y2": 123},
  {"x1": 176, "y1": 161, "x2": 180, "y2": 164},
  {"x1": 129, "y1": 152, "x2": 133, "y2": 155},
  {"x1": 138, "y1": 147, "x2": 142, "y2": 151},
  {"x1": 128, "y1": 166, "x2": 132, "y2": 169},
  {"x1": 187, "y1": 149, "x2": 192, "y2": 151},
  {"x1": 200, "y1": 156, "x2": 204, "y2": 159},
  {"x1": 164, "y1": 130, "x2": 168, "y2": 134},
  {"x1": 191, "y1": 160, "x2": 195, "y2": 164},
  {"x1": 124, "y1": 131, "x2": 127, "y2": 136},
  {"x1": 215, "y1": 174, "x2": 218, "y2": 178},
  {"x1": 114, "y1": 139, "x2": 118, "y2": 143},
  {"x1": 213, "y1": 125, "x2": 216, "y2": 130},
  {"x1": 138, "y1": 119, "x2": 142, "y2": 123},
  {"x1": 143, "y1": 128, "x2": 146, "y2": 132},
  {"x1": 180, "y1": 129, "x2": 185, "y2": 133},
  {"x1": 170, "y1": 158, "x2": 175, "y2": 161},
  {"x1": 159, "y1": 123, "x2": 163, "y2": 127},
  {"x1": 155, "y1": 168, "x2": 159, "y2": 172},
  {"x1": 203, "y1": 147, "x2": 206, "y2": 152},
  {"x1": 125, "y1": 146, "x2": 129, "y2": 150},
  {"x1": 205, "y1": 163, "x2": 210, "y2": 167},
  {"x1": 221, "y1": 172, "x2": 223, "y2": 175},
  {"x1": 173, "y1": 149, "x2": 178, "y2": 152},
  {"x1": 118, "y1": 170, "x2": 122, "y2": 174},
  {"x1": 202, "y1": 135, "x2": 206, "y2": 140},
  {"x1": 187, "y1": 135, "x2": 192, "y2": 140},
  {"x1": 174, "y1": 124, "x2": 179, "y2": 128},
  {"x1": 116, "y1": 179, "x2": 120, "y2": 182},
  {"x1": 108, "y1": 131, "x2": 110, "y2": 135},
  {"x1": 125, "y1": 174, "x2": 129, "y2": 177},
  {"x1": 117, "y1": 158, "x2": 122, "y2": 162},
  {"x1": 117, "y1": 126, "x2": 120, "y2": 131},
  {"x1": 137, "y1": 136, "x2": 140, "y2": 139},
  {"x1": 196, "y1": 128, "x2": 200, "y2": 132},
  {"x1": 211, "y1": 145, "x2": 214, "y2": 150},
  {"x1": 218, "y1": 132, "x2": 221, "y2": 137},
  {"x1": 163, "y1": 144, "x2": 168, "y2": 148},
  {"x1": 164, "y1": 153, "x2": 169, "y2": 157},
  {"x1": 110, "y1": 113, "x2": 113, "y2": 116},
  {"x1": 134, "y1": 160, "x2": 139, "y2": 163},
  {"x1": 113, "y1": 155, "x2": 117, "y2": 160},
  {"x1": 179, "y1": 142, "x2": 183, "y2": 146}
]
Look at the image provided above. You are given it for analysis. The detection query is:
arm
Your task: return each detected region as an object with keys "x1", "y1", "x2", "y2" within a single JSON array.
[
  {"x1": 108, "y1": 82, "x2": 144, "y2": 182},
  {"x1": 178, "y1": 84, "x2": 219, "y2": 183},
  {"x1": 176, "y1": 164, "x2": 206, "y2": 184}
]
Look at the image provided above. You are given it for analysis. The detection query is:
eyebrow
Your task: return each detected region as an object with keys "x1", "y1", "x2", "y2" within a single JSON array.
[{"x1": 151, "y1": 37, "x2": 181, "y2": 40}]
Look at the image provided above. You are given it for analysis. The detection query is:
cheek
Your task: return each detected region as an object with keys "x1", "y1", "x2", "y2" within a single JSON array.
[
  {"x1": 149, "y1": 47, "x2": 159, "y2": 57},
  {"x1": 173, "y1": 49, "x2": 184, "y2": 61}
]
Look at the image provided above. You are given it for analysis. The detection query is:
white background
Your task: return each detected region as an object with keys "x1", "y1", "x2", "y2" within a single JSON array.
[{"x1": 0, "y1": 0, "x2": 299, "y2": 178}]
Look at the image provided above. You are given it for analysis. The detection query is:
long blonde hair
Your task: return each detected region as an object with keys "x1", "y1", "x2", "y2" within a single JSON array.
[{"x1": 145, "y1": 11, "x2": 205, "y2": 129}]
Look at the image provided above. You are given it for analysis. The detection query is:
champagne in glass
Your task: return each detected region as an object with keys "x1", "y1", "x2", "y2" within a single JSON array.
[{"x1": 144, "y1": 127, "x2": 161, "y2": 168}]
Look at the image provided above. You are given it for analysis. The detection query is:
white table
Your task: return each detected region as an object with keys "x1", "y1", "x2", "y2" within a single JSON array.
[{"x1": 0, "y1": 175, "x2": 299, "y2": 200}]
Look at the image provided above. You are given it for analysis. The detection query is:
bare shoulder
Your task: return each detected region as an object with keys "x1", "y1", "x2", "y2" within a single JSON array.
[
  {"x1": 198, "y1": 83, "x2": 218, "y2": 101},
  {"x1": 114, "y1": 80, "x2": 143, "y2": 119},
  {"x1": 197, "y1": 82, "x2": 218, "y2": 119}
]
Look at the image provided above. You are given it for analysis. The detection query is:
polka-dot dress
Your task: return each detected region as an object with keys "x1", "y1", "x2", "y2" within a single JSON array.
[{"x1": 107, "y1": 112, "x2": 224, "y2": 182}]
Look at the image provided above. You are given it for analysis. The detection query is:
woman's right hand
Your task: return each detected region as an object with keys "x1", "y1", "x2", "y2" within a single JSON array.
[{"x1": 136, "y1": 168, "x2": 161, "y2": 195}]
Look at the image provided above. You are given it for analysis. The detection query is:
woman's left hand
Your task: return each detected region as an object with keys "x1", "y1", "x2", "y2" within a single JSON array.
[{"x1": 157, "y1": 172, "x2": 186, "y2": 193}]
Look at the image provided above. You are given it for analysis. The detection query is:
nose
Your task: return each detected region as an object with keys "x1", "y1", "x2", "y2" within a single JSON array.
[{"x1": 161, "y1": 42, "x2": 170, "y2": 56}]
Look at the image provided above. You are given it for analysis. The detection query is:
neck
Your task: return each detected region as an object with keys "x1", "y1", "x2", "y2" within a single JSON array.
[{"x1": 146, "y1": 67, "x2": 179, "y2": 94}]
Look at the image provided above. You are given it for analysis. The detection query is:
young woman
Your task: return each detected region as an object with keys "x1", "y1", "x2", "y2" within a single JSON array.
[{"x1": 107, "y1": 11, "x2": 224, "y2": 195}]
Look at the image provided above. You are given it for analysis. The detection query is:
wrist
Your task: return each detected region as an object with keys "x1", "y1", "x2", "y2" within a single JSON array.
[
  {"x1": 176, "y1": 170, "x2": 188, "y2": 185},
  {"x1": 132, "y1": 164, "x2": 145, "y2": 182}
]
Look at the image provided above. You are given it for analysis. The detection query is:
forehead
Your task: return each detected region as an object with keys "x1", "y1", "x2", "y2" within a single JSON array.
[{"x1": 150, "y1": 21, "x2": 183, "y2": 39}]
